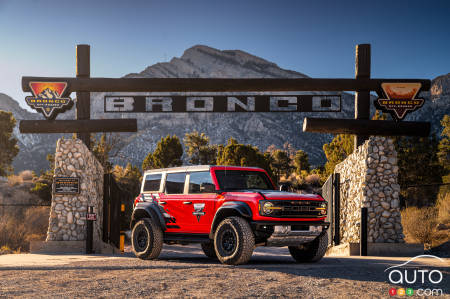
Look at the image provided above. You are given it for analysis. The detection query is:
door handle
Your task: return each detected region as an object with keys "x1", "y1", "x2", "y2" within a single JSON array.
[
  {"x1": 183, "y1": 201, "x2": 192, "y2": 205},
  {"x1": 159, "y1": 201, "x2": 167, "y2": 205}
]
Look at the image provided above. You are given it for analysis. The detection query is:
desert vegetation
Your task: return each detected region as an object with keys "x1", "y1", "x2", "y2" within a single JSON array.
[
  {"x1": 0, "y1": 171, "x2": 49, "y2": 253},
  {"x1": 0, "y1": 108, "x2": 449, "y2": 253}
]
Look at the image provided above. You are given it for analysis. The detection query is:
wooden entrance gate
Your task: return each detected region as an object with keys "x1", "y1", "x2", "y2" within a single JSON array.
[
  {"x1": 103, "y1": 173, "x2": 128, "y2": 249},
  {"x1": 322, "y1": 173, "x2": 340, "y2": 246}
]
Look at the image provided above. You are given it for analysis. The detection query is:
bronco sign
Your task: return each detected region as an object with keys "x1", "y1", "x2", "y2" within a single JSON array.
[
  {"x1": 25, "y1": 82, "x2": 73, "y2": 119},
  {"x1": 375, "y1": 82, "x2": 424, "y2": 121},
  {"x1": 104, "y1": 94, "x2": 341, "y2": 113}
]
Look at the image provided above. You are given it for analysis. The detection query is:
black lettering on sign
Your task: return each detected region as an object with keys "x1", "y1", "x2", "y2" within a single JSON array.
[
  {"x1": 104, "y1": 94, "x2": 341, "y2": 113},
  {"x1": 53, "y1": 177, "x2": 80, "y2": 194}
]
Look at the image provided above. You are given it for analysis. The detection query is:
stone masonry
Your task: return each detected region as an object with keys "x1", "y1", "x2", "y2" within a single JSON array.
[
  {"x1": 46, "y1": 138, "x2": 104, "y2": 250},
  {"x1": 335, "y1": 136, "x2": 405, "y2": 244}
]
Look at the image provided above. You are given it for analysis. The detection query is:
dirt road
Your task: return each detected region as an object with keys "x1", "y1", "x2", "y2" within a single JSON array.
[{"x1": 0, "y1": 245, "x2": 448, "y2": 298}]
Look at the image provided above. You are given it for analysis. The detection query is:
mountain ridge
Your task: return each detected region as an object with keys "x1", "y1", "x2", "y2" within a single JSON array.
[{"x1": 1, "y1": 45, "x2": 449, "y2": 173}]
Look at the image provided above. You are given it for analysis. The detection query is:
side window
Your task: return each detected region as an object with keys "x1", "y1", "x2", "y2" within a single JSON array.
[
  {"x1": 143, "y1": 174, "x2": 162, "y2": 192},
  {"x1": 189, "y1": 171, "x2": 215, "y2": 193},
  {"x1": 165, "y1": 172, "x2": 186, "y2": 194}
]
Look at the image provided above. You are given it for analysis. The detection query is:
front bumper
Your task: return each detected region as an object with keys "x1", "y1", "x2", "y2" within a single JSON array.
[{"x1": 251, "y1": 221, "x2": 330, "y2": 247}]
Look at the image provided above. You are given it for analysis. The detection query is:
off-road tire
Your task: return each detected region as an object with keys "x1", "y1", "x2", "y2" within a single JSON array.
[
  {"x1": 214, "y1": 216, "x2": 255, "y2": 265},
  {"x1": 201, "y1": 241, "x2": 217, "y2": 258},
  {"x1": 288, "y1": 232, "x2": 328, "y2": 263},
  {"x1": 131, "y1": 218, "x2": 163, "y2": 260}
]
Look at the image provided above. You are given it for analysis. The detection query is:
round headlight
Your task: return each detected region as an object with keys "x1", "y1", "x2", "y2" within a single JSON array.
[
  {"x1": 263, "y1": 201, "x2": 274, "y2": 214},
  {"x1": 321, "y1": 202, "x2": 327, "y2": 209}
]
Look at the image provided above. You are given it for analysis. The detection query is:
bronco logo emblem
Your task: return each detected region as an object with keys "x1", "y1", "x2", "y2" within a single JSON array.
[
  {"x1": 25, "y1": 82, "x2": 73, "y2": 119},
  {"x1": 192, "y1": 203, "x2": 206, "y2": 222},
  {"x1": 375, "y1": 82, "x2": 424, "y2": 122}
]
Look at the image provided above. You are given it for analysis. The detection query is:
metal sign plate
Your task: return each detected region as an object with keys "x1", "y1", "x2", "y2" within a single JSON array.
[
  {"x1": 104, "y1": 94, "x2": 341, "y2": 113},
  {"x1": 375, "y1": 83, "x2": 424, "y2": 121},
  {"x1": 53, "y1": 177, "x2": 80, "y2": 194},
  {"x1": 25, "y1": 82, "x2": 73, "y2": 120},
  {"x1": 86, "y1": 213, "x2": 97, "y2": 221}
]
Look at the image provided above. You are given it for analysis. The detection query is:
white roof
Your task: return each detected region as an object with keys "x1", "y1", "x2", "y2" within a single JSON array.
[{"x1": 144, "y1": 165, "x2": 211, "y2": 174}]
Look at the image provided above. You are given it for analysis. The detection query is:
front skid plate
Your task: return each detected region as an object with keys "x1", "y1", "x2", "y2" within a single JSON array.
[{"x1": 266, "y1": 233, "x2": 320, "y2": 246}]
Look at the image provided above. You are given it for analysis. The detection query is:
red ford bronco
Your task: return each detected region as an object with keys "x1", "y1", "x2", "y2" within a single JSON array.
[{"x1": 131, "y1": 165, "x2": 329, "y2": 265}]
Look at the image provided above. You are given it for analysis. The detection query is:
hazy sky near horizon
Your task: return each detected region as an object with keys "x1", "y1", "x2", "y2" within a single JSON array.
[{"x1": 0, "y1": 0, "x2": 449, "y2": 110}]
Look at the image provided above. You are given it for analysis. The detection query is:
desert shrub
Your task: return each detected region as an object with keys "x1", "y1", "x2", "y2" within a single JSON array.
[
  {"x1": 30, "y1": 182, "x2": 52, "y2": 204},
  {"x1": 0, "y1": 206, "x2": 49, "y2": 252},
  {"x1": 0, "y1": 245, "x2": 13, "y2": 255},
  {"x1": 305, "y1": 174, "x2": 321, "y2": 187},
  {"x1": 436, "y1": 186, "x2": 450, "y2": 225},
  {"x1": 19, "y1": 170, "x2": 34, "y2": 182},
  {"x1": 401, "y1": 206, "x2": 438, "y2": 247},
  {"x1": 7, "y1": 175, "x2": 23, "y2": 186}
]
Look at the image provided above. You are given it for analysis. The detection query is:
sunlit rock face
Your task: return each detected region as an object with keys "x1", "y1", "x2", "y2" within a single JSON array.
[{"x1": 1, "y1": 46, "x2": 449, "y2": 172}]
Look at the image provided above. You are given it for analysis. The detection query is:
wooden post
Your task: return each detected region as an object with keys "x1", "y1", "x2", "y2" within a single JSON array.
[
  {"x1": 354, "y1": 44, "x2": 371, "y2": 150},
  {"x1": 86, "y1": 205, "x2": 94, "y2": 254},
  {"x1": 76, "y1": 44, "x2": 91, "y2": 148},
  {"x1": 333, "y1": 173, "x2": 340, "y2": 246},
  {"x1": 360, "y1": 207, "x2": 368, "y2": 256}
]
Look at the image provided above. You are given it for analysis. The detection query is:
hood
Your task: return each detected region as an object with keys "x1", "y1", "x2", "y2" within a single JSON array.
[{"x1": 259, "y1": 190, "x2": 324, "y2": 201}]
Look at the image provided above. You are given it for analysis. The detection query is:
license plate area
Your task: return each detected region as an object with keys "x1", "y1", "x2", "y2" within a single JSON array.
[{"x1": 274, "y1": 225, "x2": 322, "y2": 234}]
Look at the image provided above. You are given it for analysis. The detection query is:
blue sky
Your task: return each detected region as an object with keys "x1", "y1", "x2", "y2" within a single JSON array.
[{"x1": 0, "y1": 0, "x2": 449, "y2": 110}]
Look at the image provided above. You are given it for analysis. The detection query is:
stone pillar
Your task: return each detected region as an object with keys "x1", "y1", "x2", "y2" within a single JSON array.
[
  {"x1": 335, "y1": 136, "x2": 404, "y2": 244},
  {"x1": 46, "y1": 138, "x2": 104, "y2": 251}
]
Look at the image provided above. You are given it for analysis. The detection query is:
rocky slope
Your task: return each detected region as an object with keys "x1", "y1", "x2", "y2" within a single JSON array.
[{"x1": 1, "y1": 45, "x2": 449, "y2": 172}]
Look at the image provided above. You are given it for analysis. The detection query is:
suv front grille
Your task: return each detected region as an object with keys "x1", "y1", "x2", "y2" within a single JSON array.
[{"x1": 261, "y1": 200, "x2": 324, "y2": 218}]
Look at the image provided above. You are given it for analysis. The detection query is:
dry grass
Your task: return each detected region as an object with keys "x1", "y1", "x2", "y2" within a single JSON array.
[
  {"x1": 7, "y1": 174, "x2": 23, "y2": 186},
  {"x1": 305, "y1": 174, "x2": 321, "y2": 186},
  {"x1": 436, "y1": 186, "x2": 450, "y2": 225},
  {"x1": 19, "y1": 170, "x2": 34, "y2": 182},
  {"x1": 0, "y1": 206, "x2": 49, "y2": 252},
  {"x1": 401, "y1": 204, "x2": 450, "y2": 249}
]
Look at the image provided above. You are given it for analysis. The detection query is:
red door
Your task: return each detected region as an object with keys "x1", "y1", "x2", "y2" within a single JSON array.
[
  {"x1": 182, "y1": 194, "x2": 216, "y2": 233},
  {"x1": 182, "y1": 171, "x2": 217, "y2": 234},
  {"x1": 159, "y1": 172, "x2": 188, "y2": 233}
]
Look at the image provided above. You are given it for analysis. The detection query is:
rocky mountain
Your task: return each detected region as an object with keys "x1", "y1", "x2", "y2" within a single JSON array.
[
  {"x1": 38, "y1": 88, "x2": 59, "y2": 98},
  {"x1": 1, "y1": 45, "x2": 449, "y2": 173}
]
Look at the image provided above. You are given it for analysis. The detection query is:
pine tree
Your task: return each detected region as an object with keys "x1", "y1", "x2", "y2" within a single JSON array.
[
  {"x1": 294, "y1": 150, "x2": 310, "y2": 174},
  {"x1": 184, "y1": 131, "x2": 217, "y2": 165},
  {"x1": 270, "y1": 149, "x2": 292, "y2": 180},
  {"x1": 91, "y1": 133, "x2": 122, "y2": 173},
  {"x1": 395, "y1": 135, "x2": 444, "y2": 206},
  {"x1": 151, "y1": 135, "x2": 183, "y2": 169},
  {"x1": 142, "y1": 152, "x2": 155, "y2": 171},
  {"x1": 0, "y1": 111, "x2": 19, "y2": 177},
  {"x1": 322, "y1": 134, "x2": 353, "y2": 177},
  {"x1": 113, "y1": 163, "x2": 142, "y2": 196},
  {"x1": 216, "y1": 138, "x2": 275, "y2": 182},
  {"x1": 437, "y1": 115, "x2": 450, "y2": 177}
]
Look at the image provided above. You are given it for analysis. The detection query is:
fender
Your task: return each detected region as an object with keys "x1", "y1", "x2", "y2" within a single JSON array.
[
  {"x1": 130, "y1": 202, "x2": 166, "y2": 231},
  {"x1": 209, "y1": 201, "x2": 253, "y2": 239}
]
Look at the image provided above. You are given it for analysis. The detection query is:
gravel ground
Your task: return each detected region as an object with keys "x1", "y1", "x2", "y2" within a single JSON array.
[{"x1": 0, "y1": 245, "x2": 449, "y2": 298}]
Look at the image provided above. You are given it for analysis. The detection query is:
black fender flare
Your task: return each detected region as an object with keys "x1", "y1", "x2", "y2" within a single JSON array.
[
  {"x1": 130, "y1": 202, "x2": 166, "y2": 231},
  {"x1": 209, "y1": 201, "x2": 253, "y2": 239}
]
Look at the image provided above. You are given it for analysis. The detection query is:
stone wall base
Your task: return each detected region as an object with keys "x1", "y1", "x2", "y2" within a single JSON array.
[
  {"x1": 30, "y1": 241, "x2": 120, "y2": 254},
  {"x1": 30, "y1": 241, "x2": 85, "y2": 254},
  {"x1": 326, "y1": 242, "x2": 424, "y2": 257}
]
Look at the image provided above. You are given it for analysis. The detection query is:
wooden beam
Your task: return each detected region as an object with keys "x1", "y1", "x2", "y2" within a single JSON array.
[
  {"x1": 76, "y1": 44, "x2": 91, "y2": 148},
  {"x1": 22, "y1": 77, "x2": 431, "y2": 93},
  {"x1": 354, "y1": 44, "x2": 371, "y2": 149},
  {"x1": 19, "y1": 119, "x2": 137, "y2": 134},
  {"x1": 303, "y1": 117, "x2": 430, "y2": 137}
]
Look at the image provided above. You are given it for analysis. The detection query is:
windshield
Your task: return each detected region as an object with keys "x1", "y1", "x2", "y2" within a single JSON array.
[{"x1": 215, "y1": 170, "x2": 274, "y2": 190}]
